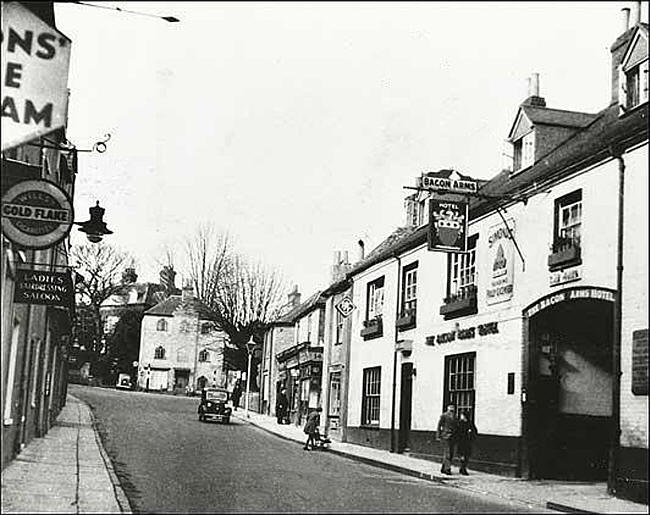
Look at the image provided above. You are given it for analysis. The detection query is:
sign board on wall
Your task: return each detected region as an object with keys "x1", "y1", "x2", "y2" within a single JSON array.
[
  {"x1": 335, "y1": 296, "x2": 356, "y2": 318},
  {"x1": 1, "y1": 2, "x2": 72, "y2": 151},
  {"x1": 14, "y1": 268, "x2": 74, "y2": 308},
  {"x1": 486, "y1": 220, "x2": 515, "y2": 305},
  {"x1": 427, "y1": 198, "x2": 468, "y2": 252},
  {"x1": 632, "y1": 329, "x2": 648, "y2": 396},
  {"x1": 1, "y1": 179, "x2": 74, "y2": 249},
  {"x1": 523, "y1": 287, "x2": 615, "y2": 318}
]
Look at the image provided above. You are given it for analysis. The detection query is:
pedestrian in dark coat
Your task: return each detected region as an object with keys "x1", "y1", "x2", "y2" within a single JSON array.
[
  {"x1": 456, "y1": 411, "x2": 478, "y2": 475},
  {"x1": 276, "y1": 389, "x2": 289, "y2": 424},
  {"x1": 231, "y1": 380, "x2": 242, "y2": 411},
  {"x1": 437, "y1": 404, "x2": 458, "y2": 475},
  {"x1": 303, "y1": 407, "x2": 321, "y2": 450}
]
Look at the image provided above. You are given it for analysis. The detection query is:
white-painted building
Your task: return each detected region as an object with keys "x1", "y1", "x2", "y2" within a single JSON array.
[
  {"x1": 137, "y1": 286, "x2": 230, "y2": 393},
  {"x1": 343, "y1": 17, "x2": 647, "y2": 502}
]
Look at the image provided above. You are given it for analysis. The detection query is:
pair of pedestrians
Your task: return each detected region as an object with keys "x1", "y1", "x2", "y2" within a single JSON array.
[{"x1": 437, "y1": 404, "x2": 478, "y2": 475}]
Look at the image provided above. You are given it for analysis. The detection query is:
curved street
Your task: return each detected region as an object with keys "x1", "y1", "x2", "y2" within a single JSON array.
[{"x1": 70, "y1": 385, "x2": 538, "y2": 513}]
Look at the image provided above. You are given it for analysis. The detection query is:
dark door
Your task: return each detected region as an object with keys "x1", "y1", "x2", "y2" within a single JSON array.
[{"x1": 398, "y1": 363, "x2": 413, "y2": 452}]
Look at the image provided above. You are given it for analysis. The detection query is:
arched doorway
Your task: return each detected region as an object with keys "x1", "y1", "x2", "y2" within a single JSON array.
[{"x1": 524, "y1": 287, "x2": 615, "y2": 480}]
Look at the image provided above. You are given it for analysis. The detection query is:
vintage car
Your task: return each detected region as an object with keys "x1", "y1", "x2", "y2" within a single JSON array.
[
  {"x1": 198, "y1": 387, "x2": 232, "y2": 424},
  {"x1": 115, "y1": 373, "x2": 132, "y2": 390}
]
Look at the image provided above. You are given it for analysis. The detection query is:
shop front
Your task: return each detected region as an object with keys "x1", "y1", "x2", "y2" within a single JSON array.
[
  {"x1": 523, "y1": 286, "x2": 615, "y2": 480},
  {"x1": 276, "y1": 342, "x2": 323, "y2": 426}
]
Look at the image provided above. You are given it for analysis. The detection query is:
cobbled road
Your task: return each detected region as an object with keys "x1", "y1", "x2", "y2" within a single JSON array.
[{"x1": 70, "y1": 384, "x2": 538, "y2": 513}]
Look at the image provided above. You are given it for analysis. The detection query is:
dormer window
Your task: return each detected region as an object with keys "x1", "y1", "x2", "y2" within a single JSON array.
[
  {"x1": 619, "y1": 27, "x2": 649, "y2": 114},
  {"x1": 622, "y1": 61, "x2": 649, "y2": 110},
  {"x1": 513, "y1": 132, "x2": 535, "y2": 171}
]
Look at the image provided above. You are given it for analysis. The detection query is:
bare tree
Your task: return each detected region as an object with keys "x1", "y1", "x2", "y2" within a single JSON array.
[
  {"x1": 70, "y1": 243, "x2": 134, "y2": 353},
  {"x1": 183, "y1": 225, "x2": 288, "y2": 382}
]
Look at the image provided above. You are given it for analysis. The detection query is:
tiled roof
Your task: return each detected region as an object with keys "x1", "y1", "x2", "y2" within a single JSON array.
[
  {"x1": 347, "y1": 226, "x2": 418, "y2": 276},
  {"x1": 101, "y1": 282, "x2": 167, "y2": 308},
  {"x1": 144, "y1": 295, "x2": 218, "y2": 321},
  {"x1": 348, "y1": 102, "x2": 648, "y2": 277},
  {"x1": 522, "y1": 105, "x2": 598, "y2": 128},
  {"x1": 274, "y1": 290, "x2": 325, "y2": 324}
]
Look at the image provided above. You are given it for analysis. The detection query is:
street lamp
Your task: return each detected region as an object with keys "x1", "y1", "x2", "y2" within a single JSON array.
[
  {"x1": 75, "y1": 201, "x2": 113, "y2": 243},
  {"x1": 244, "y1": 336, "x2": 256, "y2": 419}
]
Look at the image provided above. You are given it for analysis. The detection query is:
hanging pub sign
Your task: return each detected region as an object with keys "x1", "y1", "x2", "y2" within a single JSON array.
[
  {"x1": 486, "y1": 219, "x2": 515, "y2": 305},
  {"x1": 1, "y1": 179, "x2": 74, "y2": 249},
  {"x1": 1, "y1": 2, "x2": 72, "y2": 151},
  {"x1": 14, "y1": 268, "x2": 74, "y2": 308},
  {"x1": 428, "y1": 198, "x2": 468, "y2": 252},
  {"x1": 419, "y1": 169, "x2": 478, "y2": 195}
]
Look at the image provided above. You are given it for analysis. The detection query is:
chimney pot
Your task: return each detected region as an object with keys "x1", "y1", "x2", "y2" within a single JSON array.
[
  {"x1": 621, "y1": 7, "x2": 631, "y2": 33},
  {"x1": 530, "y1": 73, "x2": 540, "y2": 97},
  {"x1": 358, "y1": 239, "x2": 365, "y2": 261},
  {"x1": 631, "y1": 2, "x2": 641, "y2": 26}
]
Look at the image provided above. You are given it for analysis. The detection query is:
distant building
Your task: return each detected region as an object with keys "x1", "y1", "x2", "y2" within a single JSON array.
[{"x1": 137, "y1": 284, "x2": 230, "y2": 393}]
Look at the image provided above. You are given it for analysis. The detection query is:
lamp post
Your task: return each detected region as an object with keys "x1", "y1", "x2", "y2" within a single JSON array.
[{"x1": 244, "y1": 336, "x2": 256, "y2": 419}]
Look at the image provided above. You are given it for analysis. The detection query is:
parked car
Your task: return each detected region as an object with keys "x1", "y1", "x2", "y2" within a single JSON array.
[
  {"x1": 115, "y1": 373, "x2": 132, "y2": 390},
  {"x1": 198, "y1": 387, "x2": 232, "y2": 424}
]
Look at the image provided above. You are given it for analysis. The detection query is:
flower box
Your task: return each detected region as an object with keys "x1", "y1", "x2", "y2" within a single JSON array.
[
  {"x1": 548, "y1": 243, "x2": 581, "y2": 271},
  {"x1": 360, "y1": 317, "x2": 383, "y2": 339},
  {"x1": 440, "y1": 287, "x2": 478, "y2": 320},
  {"x1": 396, "y1": 310, "x2": 416, "y2": 331}
]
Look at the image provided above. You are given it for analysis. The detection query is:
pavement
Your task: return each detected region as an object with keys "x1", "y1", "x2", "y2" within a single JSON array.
[
  {"x1": 233, "y1": 408, "x2": 648, "y2": 515},
  {"x1": 1, "y1": 394, "x2": 647, "y2": 514},
  {"x1": 1, "y1": 394, "x2": 130, "y2": 514}
]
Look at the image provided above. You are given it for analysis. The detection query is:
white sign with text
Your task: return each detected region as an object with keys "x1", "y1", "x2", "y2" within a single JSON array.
[{"x1": 1, "y1": 2, "x2": 72, "y2": 151}]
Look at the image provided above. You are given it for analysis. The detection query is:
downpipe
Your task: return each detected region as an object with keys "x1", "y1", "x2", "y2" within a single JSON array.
[
  {"x1": 390, "y1": 253, "x2": 402, "y2": 453},
  {"x1": 607, "y1": 146, "x2": 624, "y2": 496}
]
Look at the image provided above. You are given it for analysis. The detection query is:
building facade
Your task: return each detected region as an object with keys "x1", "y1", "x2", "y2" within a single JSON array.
[
  {"x1": 137, "y1": 286, "x2": 230, "y2": 393},
  {"x1": 342, "y1": 14, "x2": 647, "y2": 503},
  {"x1": 1, "y1": 2, "x2": 77, "y2": 470}
]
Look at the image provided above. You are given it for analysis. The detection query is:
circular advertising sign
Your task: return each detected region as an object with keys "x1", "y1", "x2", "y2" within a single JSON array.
[{"x1": 1, "y1": 179, "x2": 74, "y2": 249}]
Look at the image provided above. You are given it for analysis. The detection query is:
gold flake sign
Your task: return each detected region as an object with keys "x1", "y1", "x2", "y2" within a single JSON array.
[{"x1": 1, "y1": 179, "x2": 73, "y2": 249}]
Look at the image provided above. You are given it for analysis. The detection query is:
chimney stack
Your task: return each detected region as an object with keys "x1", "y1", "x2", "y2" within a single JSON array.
[
  {"x1": 160, "y1": 265, "x2": 177, "y2": 293},
  {"x1": 181, "y1": 279, "x2": 194, "y2": 301},
  {"x1": 287, "y1": 285, "x2": 301, "y2": 307},
  {"x1": 621, "y1": 7, "x2": 631, "y2": 33},
  {"x1": 522, "y1": 73, "x2": 546, "y2": 107},
  {"x1": 331, "y1": 250, "x2": 351, "y2": 282},
  {"x1": 121, "y1": 267, "x2": 138, "y2": 284}
]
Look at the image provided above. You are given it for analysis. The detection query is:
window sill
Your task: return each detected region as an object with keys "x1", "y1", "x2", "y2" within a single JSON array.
[
  {"x1": 360, "y1": 424, "x2": 381, "y2": 430},
  {"x1": 619, "y1": 98, "x2": 648, "y2": 117}
]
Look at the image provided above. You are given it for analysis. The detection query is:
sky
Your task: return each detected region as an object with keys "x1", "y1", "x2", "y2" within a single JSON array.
[{"x1": 53, "y1": 1, "x2": 646, "y2": 298}]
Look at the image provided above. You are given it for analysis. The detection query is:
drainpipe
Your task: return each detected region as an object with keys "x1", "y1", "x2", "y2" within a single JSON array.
[
  {"x1": 390, "y1": 253, "x2": 402, "y2": 453},
  {"x1": 607, "y1": 145, "x2": 624, "y2": 496}
]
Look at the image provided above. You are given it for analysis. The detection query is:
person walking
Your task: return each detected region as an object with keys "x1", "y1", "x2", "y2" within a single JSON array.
[
  {"x1": 437, "y1": 404, "x2": 458, "y2": 475},
  {"x1": 276, "y1": 389, "x2": 289, "y2": 424},
  {"x1": 456, "y1": 410, "x2": 478, "y2": 475},
  {"x1": 231, "y1": 380, "x2": 242, "y2": 411},
  {"x1": 303, "y1": 407, "x2": 322, "y2": 451}
]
